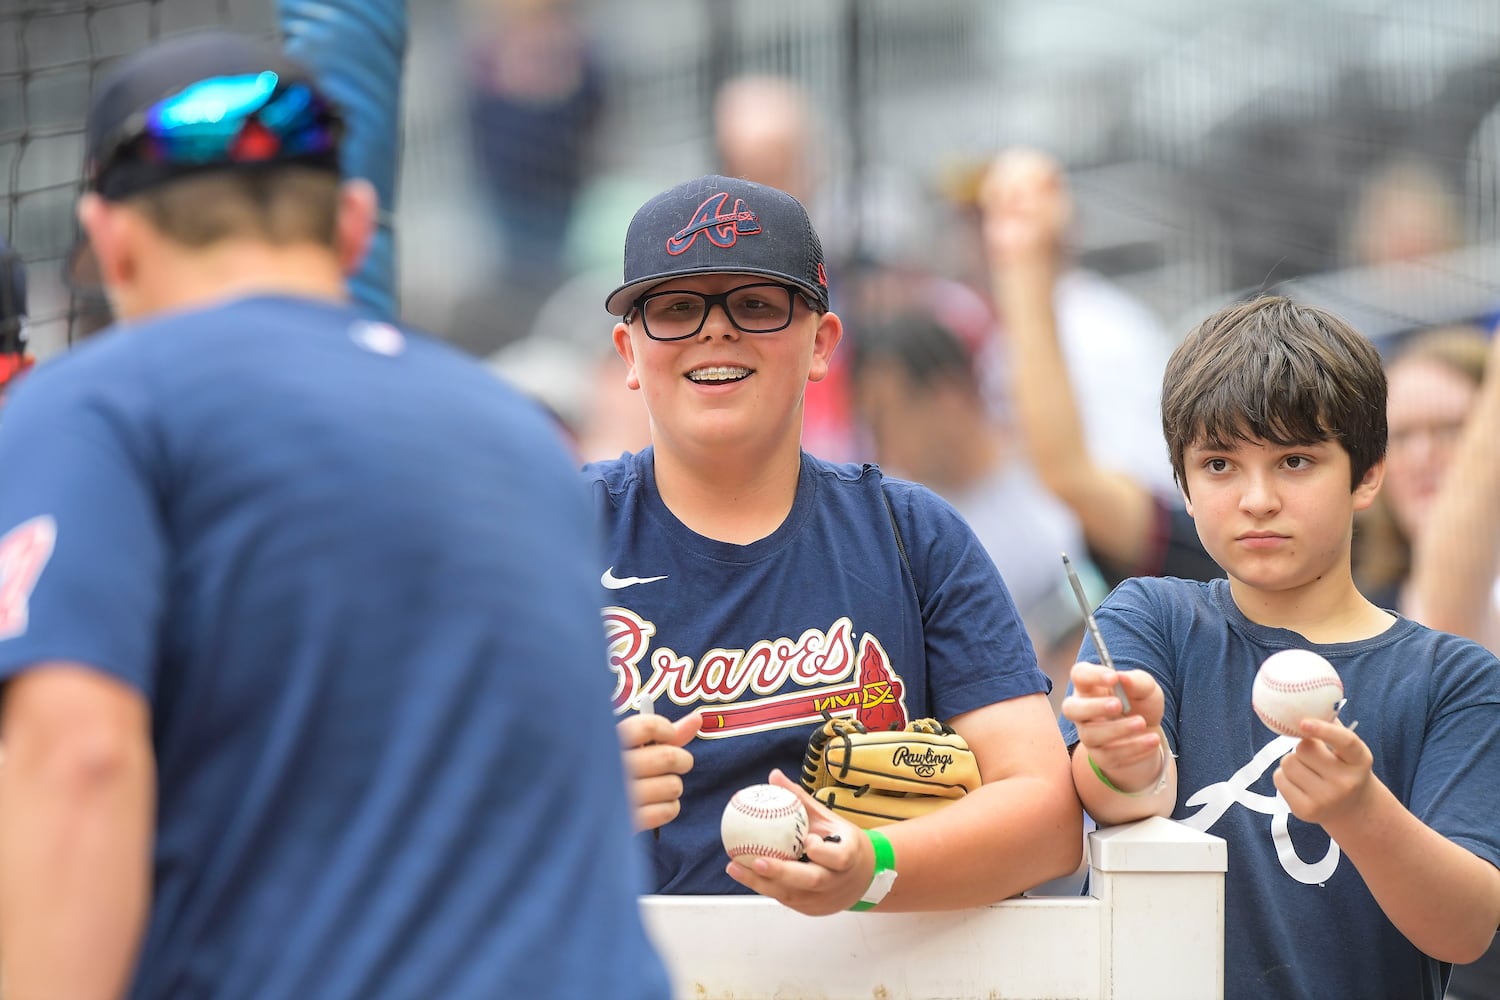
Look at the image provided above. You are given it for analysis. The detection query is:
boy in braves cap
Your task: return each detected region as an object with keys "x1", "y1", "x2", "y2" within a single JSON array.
[
  {"x1": 593, "y1": 174, "x2": 1082, "y2": 913},
  {"x1": 0, "y1": 29, "x2": 669, "y2": 999}
]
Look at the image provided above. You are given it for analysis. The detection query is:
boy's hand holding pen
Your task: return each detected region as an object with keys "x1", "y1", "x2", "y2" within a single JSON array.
[{"x1": 1062, "y1": 553, "x2": 1131, "y2": 713}]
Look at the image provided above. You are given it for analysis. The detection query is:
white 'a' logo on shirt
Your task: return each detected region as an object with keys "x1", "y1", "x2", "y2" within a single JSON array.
[{"x1": 1177, "y1": 734, "x2": 1342, "y2": 885}]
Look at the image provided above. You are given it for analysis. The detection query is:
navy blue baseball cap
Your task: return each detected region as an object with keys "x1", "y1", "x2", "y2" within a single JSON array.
[
  {"x1": 605, "y1": 174, "x2": 830, "y2": 317},
  {"x1": 84, "y1": 29, "x2": 343, "y2": 201}
]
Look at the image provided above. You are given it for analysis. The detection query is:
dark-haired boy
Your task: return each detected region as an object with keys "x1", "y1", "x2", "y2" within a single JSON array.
[{"x1": 1063, "y1": 295, "x2": 1500, "y2": 998}]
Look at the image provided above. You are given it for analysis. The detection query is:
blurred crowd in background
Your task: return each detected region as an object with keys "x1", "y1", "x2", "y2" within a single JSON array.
[
  {"x1": 6, "y1": 0, "x2": 1500, "y2": 355},
  {"x1": 405, "y1": 0, "x2": 1500, "y2": 452},
  {"x1": 411, "y1": 0, "x2": 1500, "y2": 346}
]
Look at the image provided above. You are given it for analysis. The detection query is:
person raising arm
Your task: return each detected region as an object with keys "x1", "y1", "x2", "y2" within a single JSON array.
[{"x1": 978, "y1": 149, "x2": 1220, "y2": 584}]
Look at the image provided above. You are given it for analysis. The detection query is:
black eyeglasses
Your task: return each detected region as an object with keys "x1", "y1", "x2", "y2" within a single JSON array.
[{"x1": 632, "y1": 282, "x2": 816, "y2": 342}]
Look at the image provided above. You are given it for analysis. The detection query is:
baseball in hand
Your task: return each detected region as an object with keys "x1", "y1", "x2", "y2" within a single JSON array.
[
  {"x1": 721, "y1": 783, "x2": 808, "y2": 867},
  {"x1": 1252, "y1": 649, "x2": 1344, "y2": 738}
]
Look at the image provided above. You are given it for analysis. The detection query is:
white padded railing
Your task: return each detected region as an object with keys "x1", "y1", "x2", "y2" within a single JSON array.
[{"x1": 639, "y1": 815, "x2": 1226, "y2": 1000}]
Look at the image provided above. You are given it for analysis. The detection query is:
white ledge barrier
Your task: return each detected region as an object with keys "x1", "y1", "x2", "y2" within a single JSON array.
[{"x1": 639, "y1": 816, "x2": 1226, "y2": 1000}]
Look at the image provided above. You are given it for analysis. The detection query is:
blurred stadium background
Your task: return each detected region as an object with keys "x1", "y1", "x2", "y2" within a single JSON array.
[{"x1": 4, "y1": 0, "x2": 1499, "y2": 360}]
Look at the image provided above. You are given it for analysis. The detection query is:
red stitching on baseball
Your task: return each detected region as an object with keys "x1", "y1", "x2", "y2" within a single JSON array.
[
  {"x1": 730, "y1": 791, "x2": 801, "y2": 821},
  {"x1": 1263, "y1": 678, "x2": 1342, "y2": 693},
  {"x1": 1254, "y1": 704, "x2": 1305, "y2": 738},
  {"x1": 724, "y1": 843, "x2": 799, "y2": 858},
  {"x1": 732, "y1": 804, "x2": 800, "y2": 820}
]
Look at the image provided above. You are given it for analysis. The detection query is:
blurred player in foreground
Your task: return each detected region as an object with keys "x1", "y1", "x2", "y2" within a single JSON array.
[
  {"x1": 596, "y1": 174, "x2": 1081, "y2": 915},
  {"x1": 1061, "y1": 296, "x2": 1500, "y2": 998},
  {"x1": 0, "y1": 29, "x2": 667, "y2": 1000}
]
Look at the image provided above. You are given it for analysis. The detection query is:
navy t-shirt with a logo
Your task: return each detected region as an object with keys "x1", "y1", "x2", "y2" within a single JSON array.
[
  {"x1": 586, "y1": 448, "x2": 1047, "y2": 894},
  {"x1": 1059, "y1": 576, "x2": 1500, "y2": 1000},
  {"x1": 0, "y1": 296, "x2": 669, "y2": 1000}
]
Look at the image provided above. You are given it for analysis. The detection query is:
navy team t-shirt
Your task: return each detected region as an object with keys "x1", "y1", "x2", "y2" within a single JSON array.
[
  {"x1": 586, "y1": 449, "x2": 1049, "y2": 894},
  {"x1": 0, "y1": 296, "x2": 668, "y2": 1000}
]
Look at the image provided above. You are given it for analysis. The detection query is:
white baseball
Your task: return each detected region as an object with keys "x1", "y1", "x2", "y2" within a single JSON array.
[
  {"x1": 1252, "y1": 649, "x2": 1344, "y2": 738},
  {"x1": 721, "y1": 783, "x2": 808, "y2": 866}
]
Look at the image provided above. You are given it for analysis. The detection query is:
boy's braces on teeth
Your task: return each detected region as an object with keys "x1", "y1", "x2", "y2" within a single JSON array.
[{"x1": 689, "y1": 366, "x2": 750, "y2": 382}]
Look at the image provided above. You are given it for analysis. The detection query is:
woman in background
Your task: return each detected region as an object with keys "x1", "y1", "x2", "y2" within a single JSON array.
[{"x1": 1354, "y1": 326, "x2": 1491, "y2": 627}]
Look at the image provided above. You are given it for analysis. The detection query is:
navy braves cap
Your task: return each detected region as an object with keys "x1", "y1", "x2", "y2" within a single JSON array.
[
  {"x1": 85, "y1": 29, "x2": 342, "y2": 201},
  {"x1": 605, "y1": 174, "x2": 830, "y2": 317}
]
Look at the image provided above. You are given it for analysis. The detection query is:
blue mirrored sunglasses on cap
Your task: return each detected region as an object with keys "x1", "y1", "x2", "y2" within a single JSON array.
[{"x1": 88, "y1": 71, "x2": 342, "y2": 189}]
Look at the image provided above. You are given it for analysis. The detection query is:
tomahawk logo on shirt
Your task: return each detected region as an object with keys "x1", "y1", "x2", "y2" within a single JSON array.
[
  {"x1": 0, "y1": 515, "x2": 56, "y2": 640},
  {"x1": 603, "y1": 607, "x2": 912, "y2": 739}
]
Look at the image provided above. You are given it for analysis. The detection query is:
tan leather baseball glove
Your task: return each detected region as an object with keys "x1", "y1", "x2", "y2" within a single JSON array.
[{"x1": 800, "y1": 714, "x2": 981, "y2": 829}]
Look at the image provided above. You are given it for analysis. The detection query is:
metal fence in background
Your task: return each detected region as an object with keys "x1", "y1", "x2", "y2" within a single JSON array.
[
  {"x1": 0, "y1": 0, "x2": 276, "y2": 356},
  {"x1": 4, "y1": 0, "x2": 1500, "y2": 358},
  {"x1": 568, "y1": 0, "x2": 1500, "y2": 336}
]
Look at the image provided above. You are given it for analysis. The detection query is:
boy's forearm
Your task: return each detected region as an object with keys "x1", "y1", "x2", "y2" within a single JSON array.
[
  {"x1": 0, "y1": 738, "x2": 155, "y2": 999},
  {"x1": 995, "y1": 259, "x2": 1093, "y2": 494},
  {"x1": 1327, "y1": 779, "x2": 1500, "y2": 963},
  {"x1": 876, "y1": 774, "x2": 1083, "y2": 910},
  {"x1": 857, "y1": 695, "x2": 1084, "y2": 909},
  {"x1": 993, "y1": 258, "x2": 1156, "y2": 572},
  {"x1": 1070, "y1": 740, "x2": 1176, "y2": 827}
]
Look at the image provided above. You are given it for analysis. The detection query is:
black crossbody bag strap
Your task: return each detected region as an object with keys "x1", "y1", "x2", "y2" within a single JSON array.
[{"x1": 865, "y1": 464, "x2": 914, "y2": 585}]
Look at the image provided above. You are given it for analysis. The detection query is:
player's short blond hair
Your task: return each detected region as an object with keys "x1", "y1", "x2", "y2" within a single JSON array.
[{"x1": 125, "y1": 167, "x2": 340, "y2": 249}]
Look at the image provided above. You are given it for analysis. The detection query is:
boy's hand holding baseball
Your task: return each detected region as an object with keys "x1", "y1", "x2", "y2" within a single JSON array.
[
  {"x1": 1274, "y1": 717, "x2": 1377, "y2": 828},
  {"x1": 724, "y1": 769, "x2": 871, "y2": 916},
  {"x1": 1062, "y1": 662, "x2": 1167, "y2": 790}
]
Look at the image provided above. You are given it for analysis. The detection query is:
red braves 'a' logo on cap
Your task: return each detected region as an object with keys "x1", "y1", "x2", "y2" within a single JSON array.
[{"x1": 667, "y1": 193, "x2": 762, "y2": 255}]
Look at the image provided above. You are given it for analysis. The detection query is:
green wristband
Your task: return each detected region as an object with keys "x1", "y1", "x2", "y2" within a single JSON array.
[
  {"x1": 1088, "y1": 744, "x2": 1168, "y2": 797},
  {"x1": 849, "y1": 828, "x2": 897, "y2": 912},
  {"x1": 1087, "y1": 753, "x2": 1126, "y2": 793}
]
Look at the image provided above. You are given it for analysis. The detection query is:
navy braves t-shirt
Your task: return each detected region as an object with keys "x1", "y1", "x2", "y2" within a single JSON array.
[
  {"x1": 587, "y1": 449, "x2": 1048, "y2": 894},
  {"x1": 0, "y1": 296, "x2": 668, "y2": 1000},
  {"x1": 1060, "y1": 577, "x2": 1500, "y2": 1000}
]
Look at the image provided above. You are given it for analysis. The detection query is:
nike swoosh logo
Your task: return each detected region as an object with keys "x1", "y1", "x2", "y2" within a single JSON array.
[{"x1": 601, "y1": 568, "x2": 669, "y2": 590}]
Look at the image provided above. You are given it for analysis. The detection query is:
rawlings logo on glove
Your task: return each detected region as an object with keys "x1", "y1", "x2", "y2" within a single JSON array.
[{"x1": 800, "y1": 714, "x2": 981, "y2": 828}]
